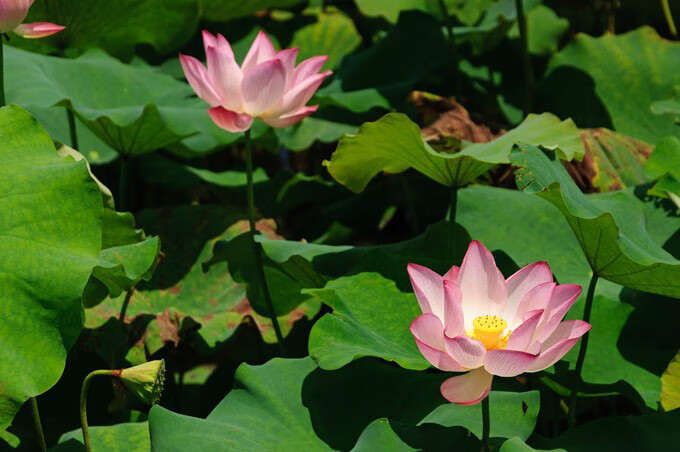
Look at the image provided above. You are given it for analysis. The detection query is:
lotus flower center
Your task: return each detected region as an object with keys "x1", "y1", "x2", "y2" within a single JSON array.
[{"x1": 472, "y1": 315, "x2": 509, "y2": 350}]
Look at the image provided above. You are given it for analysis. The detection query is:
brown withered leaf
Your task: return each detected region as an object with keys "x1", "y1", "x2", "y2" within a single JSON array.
[
  {"x1": 410, "y1": 91, "x2": 503, "y2": 145},
  {"x1": 228, "y1": 218, "x2": 284, "y2": 240},
  {"x1": 155, "y1": 308, "x2": 181, "y2": 347},
  {"x1": 565, "y1": 128, "x2": 653, "y2": 192}
]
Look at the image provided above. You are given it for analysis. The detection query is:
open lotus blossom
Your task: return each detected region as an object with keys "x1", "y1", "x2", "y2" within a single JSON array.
[
  {"x1": 0, "y1": 0, "x2": 64, "y2": 39},
  {"x1": 180, "y1": 30, "x2": 332, "y2": 133},
  {"x1": 408, "y1": 241, "x2": 590, "y2": 405}
]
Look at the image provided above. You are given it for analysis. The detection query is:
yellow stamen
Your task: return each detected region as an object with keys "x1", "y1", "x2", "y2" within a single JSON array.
[{"x1": 472, "y1": 315, "x2": 509, "y2": 350}]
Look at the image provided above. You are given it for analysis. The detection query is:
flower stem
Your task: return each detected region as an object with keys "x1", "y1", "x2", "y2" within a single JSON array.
[
  {"x1": 80, "y1": 370, "x2": 117, "y2": 452},
  {"x1": 244, "y1": 129, "x2": 286, "y2": 355},
  {"x1": 119, "y1": 287, "x2": 134, "y2": 323},
  {"x1": 0, "y1": 37, "x2": 5, "y2": 107},
  {"x1": 118, "y1": 156, "x2": 129, "y2": 211},
  {"x1": 447, "y1": 185, "x2": 459, "y2": 259},
  {"x1": 447, "y1": 185, "x2": 458, "y2": 223},
  {"x1": 661, "y1": 0, "x2": 678, "y2": 37},
  {"x1": 567, "y1": 273, "x2": 599, "y2": 429},
  {"x1": 515, "y1": 0, "x2": 534, "y2": 116},
  {"x1": 481, "y1": 395, "x2": 491, "y2": 452},
  {"x1": 437, "y1": 0, "x2": 461, "y2": 97},
  {"x1": 67, "y1": 108, "x2": 79, "y2": 150},
  {"x1": 30, "y1": 397, "x2": 47, "y2": 452}
]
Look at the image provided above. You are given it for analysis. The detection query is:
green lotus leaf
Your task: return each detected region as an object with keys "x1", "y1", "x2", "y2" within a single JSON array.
[
  {"x1": 53, "y1": 422, "x2": 149, "y2": 452},
  {"x1": 508, "y1": 5, "x2": 569, "y2": 55},
  {"x1": 149, "y1": 358, "x2": 330, "y2": 450},
  {"x1": 315, "y1": 11, "x2": 447, "y2": 113},
  {"x1": 511, "y1": 143, "x2": 680, "y2": 297},
  {"x1": 149, "y1": 357, "x2": 539, "y2": 450},
  {"x1": 87, "y1": 209, "x2": 160, "y2": 302},
  {"x1": 201, "y1": 0, "x2": 305, "y2": 22},
  {"x1": 651, "y1": 84, "x2": 680, "y2": 124},
  {"x1": 12, "y1": 0, "x2": 198, "y2": 60},
  {"x1": 661, "y1": 350, "x2": 680, "y2": 411},
  {"x1": 307, "y1": 272, "x2": 428, "y2": 370},
  {"x1": 0, "y1": 106, "x2": 102, "y2": 430},
  {"x1": 291, "y1": 7, "x2": 361, "y2": 71},
  {"x1": 499, "y1": 437, "x2": 564, "y2": 452},
  {"x1": 5, "y1": 46, "x2": 241, "y2": 157},
  {"x1": 645, "y1": 136, "x2": 680, "y2": 201},
  {"x1": 86, "y1": 207, "x2": 316, "y2": 360},
  {"x1": 532, "y1": 411, "x2": 680, "y2": 451},
  {"x1": 326, "y1": 112, "x2": 582, "y2": 192},
  {"x1": 546, "y1": 27, "x2": 680, "y2": 144}
]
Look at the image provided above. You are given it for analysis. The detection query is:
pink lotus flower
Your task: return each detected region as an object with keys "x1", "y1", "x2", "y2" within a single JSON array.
[
  {"x1": 180, "y1": 30, "x2": 332, "y2": 133},
  {"x1": 0, "y1": 0, "x2": 64, "y2": 39},
  {"x1": 408, "y1": 241, "x2": 590, "y2": 405}
]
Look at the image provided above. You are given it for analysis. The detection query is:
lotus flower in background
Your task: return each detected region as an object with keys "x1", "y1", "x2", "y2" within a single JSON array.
[
  {"x1": 180, "y1": 30, "x2": 332, "y2": 133},
  {"x1": 409, "y1": 241, "x2": 590, "y2": 405},
  {"x1": 0, "y1": 0, "x2": 64, "y2": 39}
]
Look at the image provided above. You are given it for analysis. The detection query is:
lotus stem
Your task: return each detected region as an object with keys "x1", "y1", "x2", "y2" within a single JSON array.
[
  {"x1": 481, "y1": 395, "x2": 491, "y2": 451},
  {"x1": 244, "y1": 129, "x2": 286, "y2": 355},
  {"x1": 118, "y1": 156, "x2": 129, "y2": 211},
  {"x1": 515, "y1": 0, "x2": 534, "y2": 116},
  {"x1": 661, "y1": 0, "x2": 678, "y2": 37},
  {"x1": 30, "y1": 397, "x2": 47, "y2": 452},
  {"x1": 437, "y1": 0, "x2": 461, "y2": 97},
  {"x1": 447, "y1": 185, "x2": 459, "y2": 259},
  {"x1": 67, "y1": 108, "x2": 79, "y2": 150},
  {"x1": 568, "y1": 273, "x2": 599, "y2": 429},
  {"x1": 80, "y1": 369, "x2": 117, "y2": 452},
  {"x1": 447, "y1": 185, "x2": 458, "y2": 223},
  {"x1": 119, "y1": 287, "x2": 134, "y2": 323}
]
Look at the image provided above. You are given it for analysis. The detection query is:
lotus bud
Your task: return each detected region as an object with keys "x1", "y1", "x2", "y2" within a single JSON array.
[
  {"x1": 118, "y1": 359, "x2": 165, "y2": 405},
  {"x1": 0, "y1": 0, "x2": 64, "y2": 39}
]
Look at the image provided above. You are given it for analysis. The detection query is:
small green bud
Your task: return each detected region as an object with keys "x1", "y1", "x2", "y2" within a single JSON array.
[{"x1": 118, "y1": 360, "x2": 165, "y2": 405}]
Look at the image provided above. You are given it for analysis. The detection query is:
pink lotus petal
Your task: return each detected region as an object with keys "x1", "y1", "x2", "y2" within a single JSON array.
[
  {"x1": 207, "y1": 107, "x2": 253, "y2": 133},
  {"x1": 527, "y1": 341, "x2": 542, "y2": 355},
  {"x1": 506, "y1": 309, "x2": 544, "y2": 352},
  {"x1": 440, "y1": 367, "x2": 493, "y2": 405},
  {"x1": 202, "y1": 31, "x2": 234, "y2": 58},
  {"x1": 502, "y1": 261, "x2": 552, "y2": 323},
  {"x1": 527, "y1": 320, "x2": 591, "y2": 372},
  {"x1": 277, "y1": 47, "x2": 300, "y2": 88},
  {"x1": 205, "y1": 45, "x2": 243, "y2": 111},
  {"x1": 511, "y1": 282, "x2": 555, "y2": 328},
  {"x1": 534, "y1": 284, "x2": 582, "y2": 343},
  {"x1": 179, "y1": 54, "x2": 222, "y2": 107},
  {"x1": 13, "y1": 22, "x2": 64, "y2": 39},
  {"x1": 202, "y1": 30, "x2": 218, "y2": 54},
  {"x1": 242, "y1": 30, "x2": 277, "y2": 74},
  {"x1": 0, "y1": 1, "x2": 31, "y2": 34},
  {"x1": 444, "y1": 265, "x2": 460, "y2": 283},
  {"x1": 272, "y1": 70, "x2": 332, "y2": 117},
  {"x1": 261, "y1": 105, "x2": 318, "y2": 128},
  {"x1": 484, "y1": 349, "x2": 537, "y2": 377},
  {"x1": 407, "y1": 263, "x2": 444, "y2": 321},
  {"x1": 410, "y1": 313, "x2": 466, "y2": 371},
  {"x1": 292, "y1": 55, "x2": 329, "y2": 86},
  {"x1": 542, "y1": 319, "x2": 591, "y2": 351},
  {"x1": 444, "y1": 335, "x2": 486, "y2": 369},
  {"x1": 458, "y1": 241, "x2": 508, "y2": 326},
  {"x1": 410, "y1": 314, "x2": 446, "y2": 351},
  {"x1": 241, "y1": 59, "x2": 287, "y2": 116},
  {"x1": 413, "y1": 338, "x2": 467, "y2": 372},
  {"x1": 443, "y1": 280, "x2": 465, "y2": 338}
]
